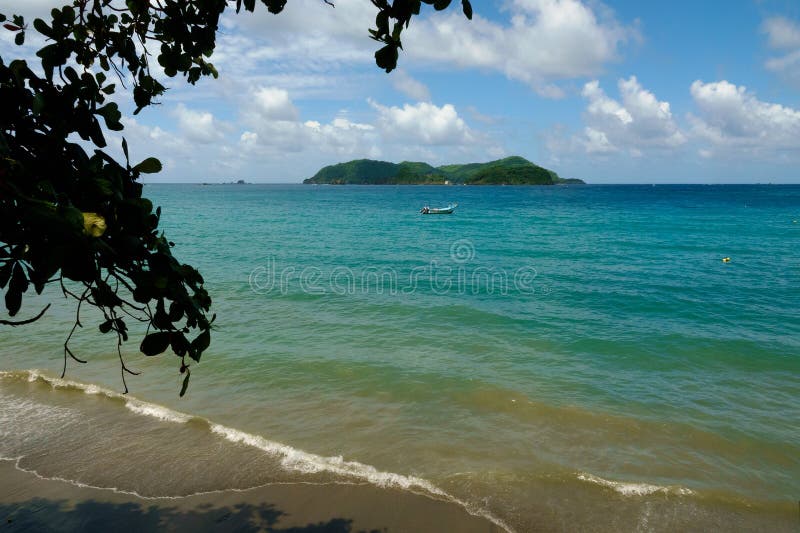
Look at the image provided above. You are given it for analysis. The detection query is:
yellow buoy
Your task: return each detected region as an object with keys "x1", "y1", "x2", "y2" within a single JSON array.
[{"x1": 722, "y1": 257, "x2": 731, "y2": 263}]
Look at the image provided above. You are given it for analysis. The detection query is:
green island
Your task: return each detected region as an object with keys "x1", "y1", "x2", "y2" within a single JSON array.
[{"x1": 303, "y1": 156, "x2": 585, "y2": 185}]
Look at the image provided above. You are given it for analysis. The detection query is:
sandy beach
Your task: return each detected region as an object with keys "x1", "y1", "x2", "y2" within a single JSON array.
[{"x1": 0, "y1": 460, "x2": 501, "y2": 532}]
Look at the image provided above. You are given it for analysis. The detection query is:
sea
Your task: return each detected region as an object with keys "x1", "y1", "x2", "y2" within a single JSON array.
[{"x1": 1, "y1": 184, "x2": 799, "y2": 532}]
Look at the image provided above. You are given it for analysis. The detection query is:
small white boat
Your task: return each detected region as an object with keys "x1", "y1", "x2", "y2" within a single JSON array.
[{"x1": 420, "y1": 203, "x2": 457, "y2": 215}]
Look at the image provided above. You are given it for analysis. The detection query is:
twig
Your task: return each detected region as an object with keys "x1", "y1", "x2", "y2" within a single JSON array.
[
  {"x1": 62, "y1": 287, "x2": 90, "y2": 378},
  {"x1": 109, "y1": 308, "x2": 139, "y2": 394},
  {"x1": 0, "y1": 304, "x2": 51, "y2": 326}
]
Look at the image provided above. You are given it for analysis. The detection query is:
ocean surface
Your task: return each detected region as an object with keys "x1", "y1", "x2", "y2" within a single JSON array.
[{"x1": 1, "y1": 184, "x2": 799, "y2": 531}]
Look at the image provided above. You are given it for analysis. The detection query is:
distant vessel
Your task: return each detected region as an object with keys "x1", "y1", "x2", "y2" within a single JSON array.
[{"x1": 420, "y1": 203, "x2": 458, "y2": 215}]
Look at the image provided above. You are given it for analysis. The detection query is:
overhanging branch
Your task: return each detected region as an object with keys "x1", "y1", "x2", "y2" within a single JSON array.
[{"x1": 0, "y1": 303, "x2": 51, "y2": 326}]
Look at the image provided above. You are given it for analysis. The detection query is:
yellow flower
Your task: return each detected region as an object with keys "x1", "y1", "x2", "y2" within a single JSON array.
[{"x1": 82, "y1": 212, "x2": 107, "y2": 237}]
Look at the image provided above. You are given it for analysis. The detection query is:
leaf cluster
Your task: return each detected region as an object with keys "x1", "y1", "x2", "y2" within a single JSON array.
[{"x1": 369, "y1": 0, "x2": 472, "y2": 72}]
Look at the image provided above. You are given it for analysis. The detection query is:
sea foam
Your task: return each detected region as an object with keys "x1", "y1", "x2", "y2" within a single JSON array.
[
  {"x1": 7, "y1": 369, "x2": 124, "y2": 399},
  {"x1": 208, "y1": 424, "x2": 514, "y2": 531},
  {"x1": 577, "y1": 472, "x2": 693, "y2": 497},
  {"x1": 125, "y1": 401, "x2": 192, "y2": 424},
  {"x1": 209, "y1": 424, "x2": 444, "y2": 492}
]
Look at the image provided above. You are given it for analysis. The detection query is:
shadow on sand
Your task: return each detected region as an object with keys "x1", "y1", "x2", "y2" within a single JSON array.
[{"x1": 0, "y1": 497, "x2": 385, "y2": 533}]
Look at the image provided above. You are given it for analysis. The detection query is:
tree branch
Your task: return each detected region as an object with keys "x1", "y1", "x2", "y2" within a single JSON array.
[{"x1": 0, "y1": 303, "x2": 51, "y2": 326}]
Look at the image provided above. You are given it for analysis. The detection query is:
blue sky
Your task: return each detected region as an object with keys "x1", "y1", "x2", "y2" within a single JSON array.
[{"x1": 3, "y1": 0, "x2": 800, "y2": 183}]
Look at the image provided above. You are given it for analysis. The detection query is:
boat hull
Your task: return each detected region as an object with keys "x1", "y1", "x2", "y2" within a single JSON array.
[{"x1": 421, "y1": 203, "x2": 457, "y2": 215}]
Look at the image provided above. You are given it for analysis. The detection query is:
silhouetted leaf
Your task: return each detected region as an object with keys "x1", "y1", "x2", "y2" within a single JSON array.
[
  {"x1": 179, "y1": 368, "x2": 190, "y2": 397},
  {"x1": 170, "y1": 332, "x2": 190, "y2": 357},
  {"x1": 168, "y1": 301, "x2": 183, "y2": 321},
  {"x1": 375, "y1": 44, "x2": 398, "y2": 72},
  {"x1": 140, "y1": 332, "x2": 171, "y2": 356},
  {"x1": 189, "y1": 329, "x2": 210, "y2": 361},
  {"x1": 462, "y1": 0, "x2": 472, "y2": 19},
  {"x1": 122, "y1": 138, "x2": 129, "y2": 164},
  {"x1": 32, "y1": 18, "x2": 52, "y2": 37},
  {"x1": 133, "y1": 157, "x2": 162, "y2": 174}
]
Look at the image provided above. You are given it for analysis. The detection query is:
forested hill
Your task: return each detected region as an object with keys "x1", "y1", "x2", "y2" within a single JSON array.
[{"x1": 303, "y1": 157, "x2": 585, "y2": 185}]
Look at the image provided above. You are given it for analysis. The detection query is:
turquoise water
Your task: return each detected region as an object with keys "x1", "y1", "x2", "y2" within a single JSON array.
[{"x1": 1, "y1": 184, "x2": 799, "y2": 531}]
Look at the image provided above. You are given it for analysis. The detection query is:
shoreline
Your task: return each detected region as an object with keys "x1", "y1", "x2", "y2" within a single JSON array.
[{"x1": 0, "y1": 460, "x2": 502, "y2": 532}]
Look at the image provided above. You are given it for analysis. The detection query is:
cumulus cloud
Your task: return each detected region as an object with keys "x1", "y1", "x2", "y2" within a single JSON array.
[
  {"x1": 688, "y1": 80, "x2": 800, "y2": 155},
  {"x1": 762, "y1": 17, "x2": 800, "y2": 84},
  {"x1": 544, "y1": 76, "x2": 685, "y2": 163},
  {"x1": 238, "y1": 86, "x2": 378, "y2": 155},
  {"x1": 404, "y1": 0, "x2": 637, "y2": 97},
  {"x1": 111, "y1": 117, "x2": 222, "y2": 177},
  {"x1": 369, "y1": 100, "x2": 475, "y2": 146},
  {"x1": 109, "y1": 80, "x2": 499, "y2": 181},
  {"x1": 251, "y1": 87, "x2": 299, "y2": 121},
  {"x1": 240, "y1": 112, "x2": 376, "y2": 155},
  {"x1": 577, "y1": 77, "x2": 685, "y2": 154},
  {"x1": 583, "y1": 80, "x2": 632, "y2": 125},
  {"x1": 234, "y1": 92, "x2": 487, "y2": 173},
  {"x1": 172, "y1": 104, "x2": 225, "y2": 144},
  {"x1": 583, "y1": 127, "x2": 617, "y2": 154}
]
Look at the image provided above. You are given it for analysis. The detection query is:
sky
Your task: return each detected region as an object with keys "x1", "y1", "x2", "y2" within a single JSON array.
[{"x1": 3, "y1": 0, "x2": 800, "y2": 183}]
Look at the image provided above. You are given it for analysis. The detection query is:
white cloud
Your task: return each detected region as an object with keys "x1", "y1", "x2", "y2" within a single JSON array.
[
  {"x1": 765, "y1": 51, "x2": 800, "y2": 79},
  {"x1": 252, "y1": 87, "x2": 299, "y2": 120},
  {"x1": 583, "y1": 80, "x2": 632, "y2": 125},
  {"x1": 583, "y1": 127, "x2": 617, "y2": 154},
  {"x1": 577, "y1": 76, "x2": 685, "y2": 155},
  {"x1": 116, "y1": 82, "x2": 501, "y2": 181},
  {"x1": 762, "y1": 16, "x2": 800, "y2": 49},
  {"x1": 112, "y1": 118, "x2": 200, "y2": 177},
  {"x1": 1, "y1": 1, "x2": 63, "y2": 22},
  {"x1": 238, "y1": 87, "x2": 377, "y2": 155},
  {"x1": 172, "y1": 104, "x2": 224, "y2": 144},
  {"x1": 762, "y1": 17, "x2": 800, "y2": 83},
  {"x1": 544, "y1": 76, "x2": 685, "y2": 162},
  {"x1": 210, "y1": 0, "x2": 375, "y2": 83},
  {"x1": 404, "y1": 0, "x2": 637, "y2": 96},
  {"x1": 240, "y1": 131, "x2": 258, "y2": 146},
  {"x1": 8, "y1": 0, "x2": 636, "y2": 102},
  {"x1": 688, "y1": 80, "x2": 800, "y2": 154},
  {"x1": 369, "y1": 100, "x2": 475, "y2": 146},
  {"x1": 141, "y1": 2, "x2": 380, "y2": 107},
  {"x1": 390, "y1": 70, "x2": 431, "y2": 102},
  {"x1": 465, "y1": 106, "x2": 500, "y2": 125}
]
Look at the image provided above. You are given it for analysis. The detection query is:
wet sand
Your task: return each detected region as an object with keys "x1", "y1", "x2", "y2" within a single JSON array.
[{"x1": 0, "y1": 460, "x2": 502, "y2": 532}]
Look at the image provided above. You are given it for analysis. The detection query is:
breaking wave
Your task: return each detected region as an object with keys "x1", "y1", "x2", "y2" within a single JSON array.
[
  {"x1": 0, "y1": 369, "x2": 513, "y2": 532},
  {"x1": 577, "y1": 472, "x2": 694, "y2": 497}
]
